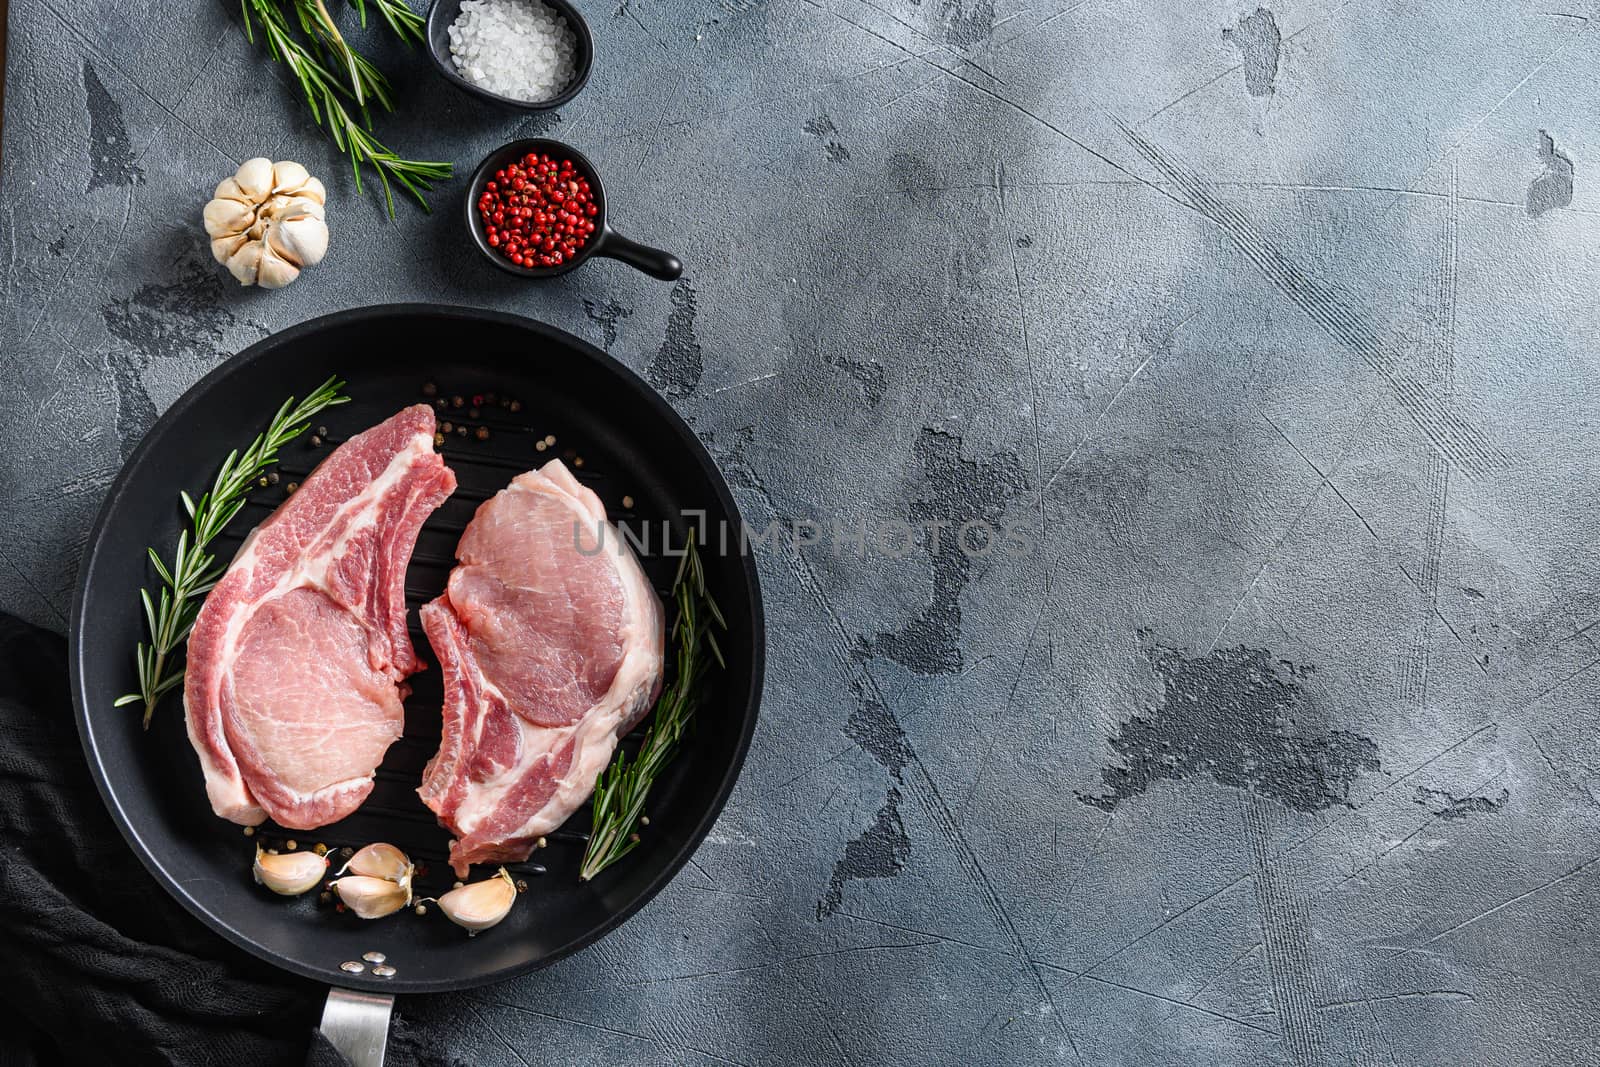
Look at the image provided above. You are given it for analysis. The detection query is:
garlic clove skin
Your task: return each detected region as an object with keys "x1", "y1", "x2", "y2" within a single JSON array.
[
  {"x1": 235, "y1": 157, "x2": 276, "y2": 200},
  {"x1": 437, "y1": 868, "x2": 517, "y2": 933},
  {"x1": 210, "y1": 232, "x2": 249, "y2": 266},
  {"x1": 271, "y1": 160, "x2": 311, "y2": 195},
  {"x1": 341, "y1": 843, "x2": 413, "y2": 885},
  {"x1": 274, "y1": 195, "x2": 326, "y2": 223},
  {"x1": 332, "y1": 875, "x2": 412, "y2": 919},
  {"x1": 225, "y1": 241, "x2": 264, "y2": 286},
  {"x1": 255, "y1": 245, "x2": 301, "y2": 290},
  {"x1": 269, "y1": 216, "x2": 329, "y2": 269},
  {"x1": 203, "y1": 197, "x2": 255, "y2": 238},
  {"x1": 299, "y1": 176, "x2": 327, "y2": 205},
  {"x1": 213, "y1": 177, "x2": 252, "y2": 204},
  {"x1": 253, "y1": 847, "x2": 328, "y2": 896}
]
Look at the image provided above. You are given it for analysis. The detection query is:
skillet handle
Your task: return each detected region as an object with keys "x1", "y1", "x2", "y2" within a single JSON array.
[
  {"x1": 593, "y1": 226, "x2": 683, "y2": 281},
  {"x1": 320, "y1": 988, "x2": 394, "y2": 1066}
]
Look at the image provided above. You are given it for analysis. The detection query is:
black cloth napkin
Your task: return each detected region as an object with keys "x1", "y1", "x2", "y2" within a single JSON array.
[{"x1": 0, "y1": 612, "x2": 354, "y2": 1066}]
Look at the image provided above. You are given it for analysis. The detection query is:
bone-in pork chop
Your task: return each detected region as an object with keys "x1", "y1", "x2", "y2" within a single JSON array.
[
  {"x1": 419, "y1": 459, "x2": 664, "y2": 876},
  {"x1": 184, "y1": 404, "x2": 455, "y2": 829}
]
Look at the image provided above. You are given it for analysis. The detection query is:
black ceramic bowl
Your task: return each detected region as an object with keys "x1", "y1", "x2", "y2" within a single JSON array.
[
  {"x1": 465, "y1": 138, "x2": 683, "y2": 281},
  {"x1": 425, "y1": 0, "x2": 594, "y2": 111}
]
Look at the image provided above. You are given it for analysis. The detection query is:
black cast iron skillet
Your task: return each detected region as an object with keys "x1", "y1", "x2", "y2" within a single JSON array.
[{"x1": 68, "y1": 305, "x2": 763, "y2": 1050}]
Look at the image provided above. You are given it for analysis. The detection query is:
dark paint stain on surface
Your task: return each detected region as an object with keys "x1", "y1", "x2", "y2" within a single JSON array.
[
  {"x1": 48, "y1": 231, "x2": 71, "y2": 257},
  {"x1": 818, "y1": 788, "x2": 910, "y2": 919},
  {"x1": 646, "y1": 280, "x2": 703, "y2": 399},
  {"x1": 1416, "y1": 786, "x2": 1508, "y2": 819},
  {"x1": 582, "y1": 298, "x2": 633, "y2": 350},
  {"x1": 824, "y1": 352, "x2": 887, "y2": 406},
  {"x1": 941, "y1": 0, "x2": 995, "y2": 49},
  {"x1": 82, "y1": 60, "x2": 144, "y2": 192},
  {"x1": 1528, "y1": 130, "x2": 1574, "y2": 217},
  {"x1": 1222, "y1": 8, "x2": 1281, "y2": 97},
  {"x1": 862, "y1": 429, "x2": 1027, "y2": 674},
  {"x1": 819, "y1": 679, "x2": 915, "y2": 919},
  {"x1": 101, "y1": 248, "x2": 236, "y2": 453},
  {"x1": 803, "y1": 115, "x2": 851, "y2": 163},
  {"x1": 1080, "y1": 641, "x2": 1380, "y2": 812},
  {"x1": 513, "y1": 110, "x2": 564, "y2": 139},
  {"x1": 845, "y1": 676, "x2": 913, "y2": 778}
]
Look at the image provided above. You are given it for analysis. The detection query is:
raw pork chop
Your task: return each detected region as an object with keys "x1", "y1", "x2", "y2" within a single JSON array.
[
  {"x1": 184, "y1": 405, "x2": 456, "y2": 830},
  {"x1": 419, "y1": 459, "x2": 664, "y2": 876}
]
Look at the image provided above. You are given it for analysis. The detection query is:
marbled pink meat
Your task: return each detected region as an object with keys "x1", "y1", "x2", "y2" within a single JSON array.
[
  {"x1": 183, "y1": 405, "x2": 455, "y2": 830},
  {"x1": 420, "y1": 459, "x2": 664, "y2": 876}
]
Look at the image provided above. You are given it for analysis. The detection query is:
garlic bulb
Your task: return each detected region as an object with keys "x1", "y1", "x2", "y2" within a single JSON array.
[
  {"x1": 203, "y1": 158, "x2": 328, "y2": 289},
  {"x1": 340, "y1": 843, "x2": 413, "y2": 885},
  {"x1": 252, "y1": 847, "x2": 328, "y2": 896},
  {"x1": 332, "y1": 875, "x2": 412, "y2": 919},
  {"x1": 437, "y1": 868, "x2": 518, "y2": 933}
]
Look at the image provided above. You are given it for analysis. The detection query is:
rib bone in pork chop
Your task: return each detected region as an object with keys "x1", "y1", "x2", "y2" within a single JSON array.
[
  {"x1": 419, "y1": 459, "x2": 664, "y2": 876},
  {"x1": 184, "y1": 404, "x2": 455, "y2": 830}
]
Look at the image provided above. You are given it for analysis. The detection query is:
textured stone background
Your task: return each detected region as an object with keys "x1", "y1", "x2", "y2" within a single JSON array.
[{"x1": 5, "y1": 0, "x2": 1600, "y2": 1063}]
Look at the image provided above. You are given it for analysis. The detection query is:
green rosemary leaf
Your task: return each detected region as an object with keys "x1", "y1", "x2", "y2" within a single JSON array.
[
  {"x1": 123, "y1": 376, "x2": 350, "y2": 728},
  {"x1": 579, "y1": 534, "x2": 727, "y2": 882}
]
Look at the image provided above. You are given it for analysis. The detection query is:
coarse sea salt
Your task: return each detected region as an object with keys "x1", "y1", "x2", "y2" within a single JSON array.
[{"x1": 447, "y1": 0, "x2": 579, "y2": 103}]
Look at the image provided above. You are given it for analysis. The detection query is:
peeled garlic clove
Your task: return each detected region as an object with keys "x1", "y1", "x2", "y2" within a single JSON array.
[
  {"x1": 253, "y1": 847, "x2": 328, "y2": 896},
  {"x1": 341, "y1": 843, "x2": 413, "y2": 884},
  {"x1": 332, "y1": 875, "x2": 411, "y2": 919},
  {"x1": 269, "y1": 216, "x2": 328, "y2": 269},
  {"x1": 235, "y1": 157, "x2": 275, "y2": 200},
  {"x1": 203, "y1": 197, "x2": 254, "y2": 238},
  {"x1": 225, "y1": 241, "x2": 263, "y2": 286},
  {"x1": 437, "y1": 868, "x2": 517, "y2": 933},
  {"x1": 255, "y1": 245, "x2": 301, "y2": 290},
  {"x1": 271, "y1": 160, "x2": 310, "y2": 194}
]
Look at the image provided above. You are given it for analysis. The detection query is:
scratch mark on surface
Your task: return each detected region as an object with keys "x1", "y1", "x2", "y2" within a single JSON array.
[
  {"x1": 1400, "y1": 162, "x2": 1458, "y2": 707},
  {"x1": 1245, "y1": 798, "x2": 1333, "y2": 1063},
  {"x1": 1315, "y1": 990, "x2": 1473, "y2": 1010},
  {"x1": 1403, "y1": 851, "x2": 1600, "y2": 953},
  {"x1": 1116, "y1": 123, "x2": 1505, "y2": 478},
  {"x1": 710, "y1": 372, "x2": 780, "y2": 395},
  {"x1": 1011, "y1": 245, "x2": 1045, "y2": 530},
  {"x1": 1042, "y1": 309, "x2": 1198, "y2": 496},
  {"x1": 465, "y1": 1005, "x2": 531, "y2": 1067}
]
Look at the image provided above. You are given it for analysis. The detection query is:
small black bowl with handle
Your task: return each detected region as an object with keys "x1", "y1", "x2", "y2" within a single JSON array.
[
  {"x1": 465, "y1": 138, "x2": 683, "y2": 281},
  {"x1": 425, "y1": 0, "x2": 594, "y2": 111}
]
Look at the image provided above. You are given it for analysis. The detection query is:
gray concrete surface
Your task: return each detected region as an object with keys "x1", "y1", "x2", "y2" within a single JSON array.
[{"x1": 5, "y1": 0, "x2": 1600, "y2": 1063}]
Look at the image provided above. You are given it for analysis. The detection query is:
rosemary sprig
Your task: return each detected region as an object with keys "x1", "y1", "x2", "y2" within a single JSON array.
[
  {"x1": 580, "y1": 533, "x2": 727, "y2": 882},
  {"x1": 349, "y1": 0, "x2": 426, "y2": 43},
  {"x1": 241, "y1": 0, "x2": 451, "y2": 214},
  {"x1": 113, "y1": 377, "x2": 351, "y2": 728}
]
